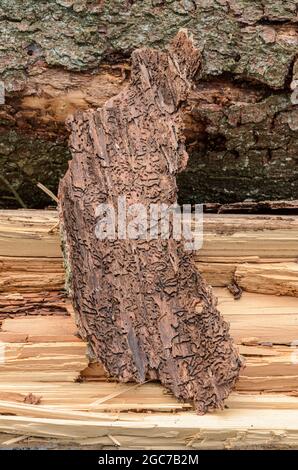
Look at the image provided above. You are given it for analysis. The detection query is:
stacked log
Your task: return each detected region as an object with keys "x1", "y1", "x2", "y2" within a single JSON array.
[
  {"x1": 196, "y1": 214, "x2": 298, "y2": 296},
  {"x1": 0, "y1": 208, "x2": 297, "y2": 448},
  {"x1": 0, "y1": 307, "x2": 88, "y2": 384},
  {"x1": 1, "y1": 210, "x2": 298, "y2": 296},
  {"x1": 0, "y1": 209, "x2": 297, "y2": 393}
]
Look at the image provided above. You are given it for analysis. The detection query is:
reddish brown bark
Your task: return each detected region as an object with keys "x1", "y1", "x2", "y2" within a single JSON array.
[{"x1": 58, "y1": 31, "x2": 242, "y2": 413}]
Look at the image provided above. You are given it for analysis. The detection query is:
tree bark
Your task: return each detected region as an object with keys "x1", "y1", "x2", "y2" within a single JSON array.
[
  {"x1": 58, "y1": 31, "x2": 242, "y2": 414},
  {"x1": 0, "y1": 1, "x2": 297, "y2": 207}
]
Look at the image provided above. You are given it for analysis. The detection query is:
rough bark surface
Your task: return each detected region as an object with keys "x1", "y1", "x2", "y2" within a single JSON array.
[
  {"x1": 0, "y1": 1, "x2": 297, "y2": 207},
  {"x1": 58, "y1": 31, "x2": 242, "y2": 413}
]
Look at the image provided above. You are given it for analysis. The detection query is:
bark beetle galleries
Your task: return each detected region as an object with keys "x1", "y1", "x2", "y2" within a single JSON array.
[{"x1": 58, "y1": 31, "x2": 242, "y2": 414}]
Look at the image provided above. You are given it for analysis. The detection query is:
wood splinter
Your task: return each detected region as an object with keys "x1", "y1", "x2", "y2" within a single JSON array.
[{"x1": 58, "y1": 30, "x2": 242, "y2": 414}]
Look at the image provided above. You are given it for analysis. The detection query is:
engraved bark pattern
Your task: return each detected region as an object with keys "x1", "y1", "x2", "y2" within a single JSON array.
[{"x1": 58, "y1": 31, "x2": 242, "y2": 414}]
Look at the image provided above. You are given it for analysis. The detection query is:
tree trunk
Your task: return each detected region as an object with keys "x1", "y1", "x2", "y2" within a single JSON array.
[
  {"x1": 0, "y1": 1, "x2": 297, "y2": 208},
  {"x1": 58, "y1": 31, "x2": 242, "y2": 414}
]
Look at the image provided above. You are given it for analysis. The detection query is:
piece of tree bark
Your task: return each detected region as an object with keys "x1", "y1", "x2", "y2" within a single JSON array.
[{"x1": 58, "y1": 31, "x2": 242, "y2": 413}]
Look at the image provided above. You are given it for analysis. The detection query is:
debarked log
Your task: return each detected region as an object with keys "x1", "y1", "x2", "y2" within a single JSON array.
[{"x1": 58, "y1": 31, "x2": 242, "y2": 414}]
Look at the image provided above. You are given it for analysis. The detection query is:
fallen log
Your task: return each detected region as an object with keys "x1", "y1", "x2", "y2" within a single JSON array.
[
  {"x1": 0, "y1": 289, "x2": 297, "y2": 392},
  {"x1": 217, "y1": 287, "x2": 298, "y2": 346},
  {"x1": 0, "y1": 234, "x2": 296, "y2": 446},
  {"x1": 0, "y1": 257, "x2": 64, "y2": 293},
  {"x1": 0, "y1": 210, "x2": 60, "y2": 258},
  {"x1": 205, "y1": 200, "x2": 298, "y2": 215},
  {"x1": 196, "y1": 214, "x2": 298, "y2": 295},
  {"x1": 234, "y1": 263, "x2": 298, "y2": 297},
  {"x1": 83, "y1": 289, "x2": 298, "y2": 393},
  {"x1": 0, "y1": 208, "x2": 297, "y2": 392},
  {"x1": 1, "y1": 210, "x2": 297, "y2": 297},
  {"x1": 58, "y1": 31, "x2": 242, "y2": 414},
  {"x1": 0, "y1": 406, "x2": 298, "y2": 449},
  {"x1": 199, "y1": 216, "x2": 298, "y2": 259},
  {"x1": 0, "y1": 291, "x2": 68, "y2": 319},
  {"x1": 198, "y1": 262, "x2": 298, "y2": 297},
  {"x1": 0, "y1": 315, "x2": 87, "y2": 383},
  {"x1": 1, "y1": 212, "x2": 298, "y2": 260},
  {"x1": 0, "y1": 380, "x2": 298, "y2": 415}
]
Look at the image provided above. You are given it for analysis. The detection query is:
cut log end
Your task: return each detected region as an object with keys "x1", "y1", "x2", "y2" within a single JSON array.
[{"x1": 58, "y1": 30, "x2": 242, "y2": 414}]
